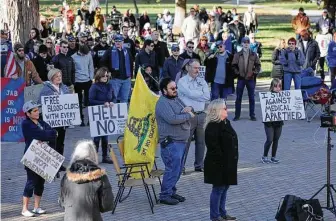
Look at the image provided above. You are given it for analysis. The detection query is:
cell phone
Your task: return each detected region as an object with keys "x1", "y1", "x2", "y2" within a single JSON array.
[{"x1": 161, "y1": 136, "x2": 172, "y2": 148}]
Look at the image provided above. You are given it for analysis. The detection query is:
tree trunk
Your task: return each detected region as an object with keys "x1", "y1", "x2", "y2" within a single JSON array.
[
  {"x1": 173, "y1": 0, "x2": 186, "y2": 35},
  {"x1": 324, "y1": 0, "x2": 335, "y2": 21},
  {"x1": 2, "y1": 0, "x2": 40, "y2": 44},
  {"x1": 133, "y1": 0, "x2": 139, "y2": 17}
]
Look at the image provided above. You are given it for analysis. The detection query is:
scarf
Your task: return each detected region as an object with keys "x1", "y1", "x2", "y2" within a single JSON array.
[{"x1": 111, "y1": 47, "x2": 131, "y2": 77}]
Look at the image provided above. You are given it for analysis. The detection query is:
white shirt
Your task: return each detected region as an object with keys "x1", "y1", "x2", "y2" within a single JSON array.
[
  {"x1": 303, "y1": 40, "x2": 308, "y2": 52},
  {"x1": 177, "y1": 74, "x2": 210, "y2": 112}
]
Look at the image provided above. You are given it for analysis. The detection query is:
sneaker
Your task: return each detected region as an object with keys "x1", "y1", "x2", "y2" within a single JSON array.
[
  {"x1": 233, "y1": 117, "x2": 240, "y2": 121},
  {"x1": 172, "y1": 193, "x2": 186, "y2": 202},
  {"x1": 32, "y1": 207, "x2": 46, "y2": 214},
  {"x1": 22, "y1": 210, "x2": 35, "y2": 217},
  {"x1": 271, "y1": 157, "x2": 280, "y2": 164},
  {"x1": 80, "y1": 122, "x2": 85, "y2": 127},
  {"x1": 250, "y1": 116, "x2": 257, "y2": 121},
  {"x1": 102, "y1": 157, "x2": 113, "y2": 164},
  {"x1": 261, "y1": 156, "x2": 270, "y2": 164},
  {"x1": 212, "y1": 217, "x2": 225, "y2": 221},
  {"x1": 222, "y1": 214, "x2": 237, "y2": 220},
  {"x1": 160, "y1": 197, "x2": 179, "y2": 205}
]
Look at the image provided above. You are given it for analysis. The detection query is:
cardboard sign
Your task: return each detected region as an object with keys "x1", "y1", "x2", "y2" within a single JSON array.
[
  {"x1": 41, "y1": 94, "x2": 81, "y2": 127},
  {"x1": 88, "y1": 103, "x2": 128, "y2": 137},
  {"x1": 24, "y1": 84, "x2": 44, "y2": 103},
  {"x1": 198, "y1": 66, "x2": 206, "y2": 78},
  {"x1": 259, "y1": 90, "x2": 306, "y2": 122},
  {"x1": 21, "y1": 140, "x2": 65, "y2": 183},
  {"x1": 1, "y1": 78, "x2": 25, "y2": 142}
]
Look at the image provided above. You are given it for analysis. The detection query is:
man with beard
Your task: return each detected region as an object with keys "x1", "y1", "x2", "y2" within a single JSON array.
[
  {"x1": 67, "y1": 36, "x2": 78, "y2": 57},
  {"x1": 6, "y1": 43, "x2": 43, "y2": 86},
  {"x1": 93, "y1": 32, "x2": 110, "y2": 68},
  {"x1": 155, "y1": 77, "x2": 194, "y2": 205},
  {"x1": 77, "y1": 32, "x2": 88, "y2": 45}
]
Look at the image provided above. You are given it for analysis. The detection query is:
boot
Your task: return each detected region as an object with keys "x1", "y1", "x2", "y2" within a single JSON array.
[{"x1": 102, "y1": 156, "x2": 113, "y2": 164}]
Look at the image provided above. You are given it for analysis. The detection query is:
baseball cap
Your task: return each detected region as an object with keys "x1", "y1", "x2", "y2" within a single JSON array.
[
  {"x1": 77, "y1": 32, "x2": 88, "y2": 38},
  {"x1": 323, "y1": 9, "x2": 328, "y2": 13},
  {"x1": 23, "y1": 100, "x2": 41, "y2": 113},
  {"x1": 171, "y1": 44, "x2": 179, "y2": 51},
  {"x1": 114, "y1": 34, "x2": 124, "y2": 42},
  {"x1": 242, "y1": 37, "x2": 250, "y2": 43},
  {"x1": 215, "y1": 40, "x2": 224, "y2": 47},
  {"x1": 67, "y1": 35, "x2": 76, "y2": 41}
]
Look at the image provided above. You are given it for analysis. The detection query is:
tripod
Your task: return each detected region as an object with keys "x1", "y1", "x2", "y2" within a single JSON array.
[{"x1": 310, "y1": 127, "x2": 336, "y2": 217}]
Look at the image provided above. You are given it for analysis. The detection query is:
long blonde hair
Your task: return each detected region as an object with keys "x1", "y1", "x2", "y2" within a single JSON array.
[
  {"x1": 204, "y1": 98, "x2": 226, "y2": 128},
  {"x1": 269, "y1": 78, "x2": 282, "y2": 92}
]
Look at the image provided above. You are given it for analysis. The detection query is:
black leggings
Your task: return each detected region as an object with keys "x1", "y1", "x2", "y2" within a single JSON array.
[
  {"x1": 74, "y1": 81, "x2": 92, "y2": 121},
  {"x1": 55, "y1": 127, "x2": 66, "y2": 155},
  {"x1": 318, "y1": 57, "x2": 326, "y2": 80},
  {"x1": 263, "y1": 125, "x2": 282, "y2": 158}
]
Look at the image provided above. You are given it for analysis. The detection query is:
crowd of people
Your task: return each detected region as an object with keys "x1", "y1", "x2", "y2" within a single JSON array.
[{"x1": 1, "y1": 2, "x2": 336, "y2": 221}]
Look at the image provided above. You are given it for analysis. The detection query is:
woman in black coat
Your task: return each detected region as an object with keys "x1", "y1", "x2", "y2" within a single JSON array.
[
  {"x1": 59, "y1": 140, "x2": 114, "y2": 221},
  {"x1": 271, "y1": 39, "x2": 286, "y2": 81},
  {"x1": 204, "y1": 98, "x2": 238, "y2": 221}
]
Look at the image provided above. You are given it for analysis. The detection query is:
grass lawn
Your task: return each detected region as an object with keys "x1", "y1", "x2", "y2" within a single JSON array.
[{"x1": 39, "y1": 0, "x2": 320, "y2": 77}]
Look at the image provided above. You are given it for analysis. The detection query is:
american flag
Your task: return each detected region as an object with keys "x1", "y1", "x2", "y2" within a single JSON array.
[{"x1": 4, "y1": 51, "x2": 17, "y2": 78}]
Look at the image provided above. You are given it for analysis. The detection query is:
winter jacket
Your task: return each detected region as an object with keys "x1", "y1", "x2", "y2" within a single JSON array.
[
  {"x1": 204, "y1": 51, "x2": 234, "y2": 88},
  {"x1": 38, "y1": 81, "x2": 70, "y2": 104},
  {"x1": 139, "y1": 15, "x2": 150, "y2": 31},
  {"x1": 162, "y1": 56, "x2": 184, "y2": 80},
  {"x1": 291, "y1": 13, "x2": 310, "y2": 34},
  {"x1": 204, "y1": 120, "x2": 238, "y2": 186},
  {"x1": 179, "y1": 51, "x2": 201, "y2": 62},
  {"x1": 279, "y1": 48, "x2": 305, "y2": 73},
  {"x1": 59, "y1": 159, "x2": 114, "y2": 221},
  {"x1": 194, "y1": 45, "x2": 210, "y2": 65},
  {"x1": 327, "y1": 41, "x2": 336, "y2": 68},
  {"x1": 232, "y1": 49, "x2": 261, "y2": 80},
  {"x1": 89, "y1": 82, "x2": 114, "y2": 105},
  {"x1": 228, "y1": 22, "x2": 246, "y2": 44},
  {"x1": 51, "y1": 53, "x2": 76, "y2": 86},
  {"x1": 297, "y1": 38, "x2": 320, "y2": 70},
  {"x1": 316, "y1": 15, "x2": 333, "y2": 33},
  {"x1": 153, "y1": 41, "x2": 170, "y2": 67},
  {"x1": 4, "y1": 56, "x2": 43, "y2": 86},
  {"x1": 134, "y1": 50, "x2": 159, "y2": 77},
  {"x1": 32, "y1": 55, "x2": 49, "y2": 81},
  {"x1": 123, "y1": 37, "x2": 136, "y2": 58},
  {"x1": 271, "y1": 48, "x2": 284, "y2": 78},
  {"x1": 22, "y1": 118, "x2": 57, "y2": 154}
]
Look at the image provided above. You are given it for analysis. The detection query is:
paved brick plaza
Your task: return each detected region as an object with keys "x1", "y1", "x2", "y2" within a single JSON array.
[{"x1": 1, "y1": 80, "x2": 336, "y2": 221}]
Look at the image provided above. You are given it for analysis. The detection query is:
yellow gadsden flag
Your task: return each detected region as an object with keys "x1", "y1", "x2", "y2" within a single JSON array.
[{"x1": 124, "y1": 73, "x2": 160, "y2": 176}]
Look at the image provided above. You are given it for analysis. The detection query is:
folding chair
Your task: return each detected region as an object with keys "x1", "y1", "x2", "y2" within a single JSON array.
[
  {"x1": 302, "y1": 90, "x2": 326, "y2": 122},
  {"x1": 109, "y1": 145, "x2": 156, "y2": 214},
  {"x1": 116, "y1": 135, "x2": 164, "y2": 188}
]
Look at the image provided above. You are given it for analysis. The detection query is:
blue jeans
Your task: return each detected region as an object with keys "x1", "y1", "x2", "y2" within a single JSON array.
[
  {"x1": 235, "y1": 79, "x2": 255, "y2": 118},
  {"x1": 110, "y1": 78, "x2": 131, "y2": 103},
  {"x1": 284, "y1": 72, "x2": 301, "y2": 90},
  {"x1": 160, "y1": 142, "x2": 186, "y2": 200},
  {"x1": 211, "y1": 83, "x2": 229, "y2": 100},
  {"x1": 210, "y1": 185, "x2": 230, "y2": 219},
  {"x1": 93, "y1": 136, "x2": 108, "y2": 157}
]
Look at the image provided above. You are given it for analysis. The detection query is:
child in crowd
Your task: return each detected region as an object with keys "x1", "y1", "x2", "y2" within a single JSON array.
[{"x1": 261, "y1": 78, "x2": 283, "y2": 164}]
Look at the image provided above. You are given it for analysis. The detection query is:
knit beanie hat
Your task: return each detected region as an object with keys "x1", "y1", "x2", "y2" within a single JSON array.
[
  {"x1": 14, "y1": 42, "x2": 24, "y2": 52},
  {"x1": 39, "y1": 44, "x2": 48, "y2": 53},
  {"x1": 48, "y1": 68, "x2": 61, "y2": 81}
]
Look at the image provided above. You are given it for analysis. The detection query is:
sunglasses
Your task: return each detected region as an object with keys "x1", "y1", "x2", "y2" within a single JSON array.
[
  {"x1": 217, "y1": 45, "x2": 224, "y2": 48},
  {"x1": 172, "y1": 49, "x2": 180, "y2": 52},
  {"x1": 46, "y1": 42, "x2": 52, "y2": 44},
  {"x1": 62, "y1": 46, "x2": 68, "y2": 48},
  {"x1": 187, "y1": 46, "x2": 194, "y2": 49}
]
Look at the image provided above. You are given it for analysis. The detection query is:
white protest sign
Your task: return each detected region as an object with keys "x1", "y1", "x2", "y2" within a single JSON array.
[
  {"x1": 21, "y1": 140, "x2": 65, "y2": 183},
  {"x1": 41, "y1": 94, "x2": 81, "y2": 127},
  {"x1": 88, "y1": 103, "x2": 128, "y2": 137},
  {"x1": 24, "y1": 84, "x2": 44, "y2": 103},
  {"x1": 198, "y1": 66, "x2": 206, "y2": 78},
  {"x1": 259, "y1": 90, "x2": 306, "y2": 122}
]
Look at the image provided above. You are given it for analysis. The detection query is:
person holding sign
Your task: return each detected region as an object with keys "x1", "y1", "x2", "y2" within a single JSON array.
[
  {"x1": 279, "y1": 37, "x2": 305, "y2": 90},
  {"x1": 59, "y1": 140, "x2": 114, "y2": 220},
  {"x1": 21, "y1": 100, "x2": 58, "y2": 217},
  {"x1": 261, "y1": 78, "x2": 283, "y2": 164},
  {"x1": 39, "y1": 68, "x2": 70, "y2": 171},
  {"x1": 89, "y1": 67, "x2": 114, "y2": 164},
  {"x1": 204, "y1": 99, "x2": 238, "y2": 221}
]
